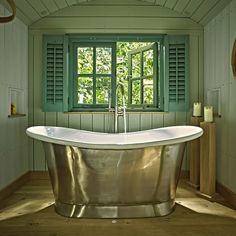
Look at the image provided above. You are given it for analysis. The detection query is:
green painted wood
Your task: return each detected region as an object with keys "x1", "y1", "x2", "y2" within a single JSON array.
[
  {"x1": 31, "y1": 17, "x2": 201, "y2": 30},
  {"x1": 80, "y1": 114, "x2": 93, "y2": 131},
  {"x1": 68, "y1": 114, "x2": 81, "y2": 129},
  {"x1": 128, "y1": 113, "x2": 140, "y2": 132},
  {"x1": 42, "y1": 35, "x2": 68, "y2": 112},
  {"x1": 45, "y1": 112, "x2": 57, "y2": 126},
  {"x1": 175, "y1": 112, "x2": 187, "y2": 125},
  {"x1": 140, "y1": 113, "x2": 152, "y2": 130},
  {"x1": 104, "y1": 113, "x2": 114, "y2": 133},
  {"x1": 163, "y1": 112, "x2": 175, "y2": 127},
  {"x1": 33, "y1": 34, "x2": 46, "y2": 171},
  {"x1": 198, "y1": 34, "x2": 204, "y2": 103},
  {"x1": 189, "y1": 35, "x2": 200, "y2": 106},
  {"x1": 165, "y1": 35, "x2": 189, "y2": 112},
  {"x1": 28, "y1": 33, "x2": 34, "y2": 170},
  {"x1": 51, "y1": 5, "x2": 185, "y2": 17},
  {"x1": 92, "y1": 113, "x2": 105, "y2": 132},
  {"x1": 57, "y1": 112, "x2": 69, "y2": 127},
  {"x1": 152, "y1": 113, "x2": 164, "y2": 128}
]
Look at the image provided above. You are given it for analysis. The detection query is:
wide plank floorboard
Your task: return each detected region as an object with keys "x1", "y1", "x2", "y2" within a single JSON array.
[{"x1": 0, "y1": 180, "x2": 236, "y2": 236}]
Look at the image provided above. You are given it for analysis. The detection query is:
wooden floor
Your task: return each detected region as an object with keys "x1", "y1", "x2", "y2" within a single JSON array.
[{"x1": 0, "y1": 180, "x2": 236, "y2": 236}]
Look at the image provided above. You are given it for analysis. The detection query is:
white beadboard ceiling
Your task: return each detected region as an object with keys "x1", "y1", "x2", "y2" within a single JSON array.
[{"x1": 0, "y1": 0, "x2": 232, "y2": 26}]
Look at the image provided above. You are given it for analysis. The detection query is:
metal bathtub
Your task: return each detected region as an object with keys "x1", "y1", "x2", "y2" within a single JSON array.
[{"x1": 26, "y1": 125, "x2": 203, "y2": 218}]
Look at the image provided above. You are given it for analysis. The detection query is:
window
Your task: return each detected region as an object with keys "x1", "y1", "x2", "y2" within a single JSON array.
[
  {"x1": 70, "y1": 42, "x2": 116, "y2": 109},
  {"x1": 43, "y1": 35, "x2": 189, "y2": 112}
]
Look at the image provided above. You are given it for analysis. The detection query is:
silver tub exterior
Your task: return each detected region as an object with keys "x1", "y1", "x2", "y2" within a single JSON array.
[{"x1": 43, "y1": 142, "x2": 186, "y2": 218}]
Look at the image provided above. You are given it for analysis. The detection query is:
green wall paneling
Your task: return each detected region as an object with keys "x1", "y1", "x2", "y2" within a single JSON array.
[
  {"x1": 128, "y1": 113, "x2": 141, "y2": 132},
  {"x1": 45, "y1": 112, "x2": 57, "y2": 126},
  {"x1": 163, "y1": 112, "x2": 175, "y2": 127},
  {"x1": 81, "y1": 114, "x2": 93, "y2": 131},
  {"x1": 104, "y1": 113, "x2": 114, "y2": 133},
  {"x1": 140, "y1": 113, "x2": 152, "y2": 131},
  {"x1": 151, "y1": 113, "x2": 164, "y2": 128},
  {"x1": 57, "y1": 112, "x2": 69, "y2": 127},
  {"x1": 68, "y1": 114, "x2": 81, "y2": 129},
  {"x1": 92, "y1": 113, "x2": 105, "y2": 132}
]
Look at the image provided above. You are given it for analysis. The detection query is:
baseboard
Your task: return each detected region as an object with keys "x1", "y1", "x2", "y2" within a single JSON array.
[
  {"x1": 216, "y1": 182, "x2": 236, "y2": 209},
  {"x1": 180, "y1": 170, "x2": 190, "y2": 179},
  {"x1": 29, "y1": 170, "x2": 50, "y2": 180},
  {"x1": 0, "y1": 171, "x2": 30, "y2": 202}
]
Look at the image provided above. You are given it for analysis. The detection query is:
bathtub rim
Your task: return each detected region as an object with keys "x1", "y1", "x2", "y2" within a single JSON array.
[{"x1": 26, "y1": 125, "x2": 203, "y2": 150}]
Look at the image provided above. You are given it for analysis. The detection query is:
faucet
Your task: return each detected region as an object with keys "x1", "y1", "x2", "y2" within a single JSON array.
[{"x1": 114, "y1": 81, "x2": 127, "y2": 133}]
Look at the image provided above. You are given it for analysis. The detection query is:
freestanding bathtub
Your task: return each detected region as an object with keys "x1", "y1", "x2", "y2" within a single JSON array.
[{"x1": 26, "y1": 125, "x2": 203, "y2": 218}]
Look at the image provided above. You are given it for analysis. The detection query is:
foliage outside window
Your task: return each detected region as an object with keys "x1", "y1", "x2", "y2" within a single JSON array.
[{"x1": 70, "y1": 37, "x2": 162, "y2": 111}]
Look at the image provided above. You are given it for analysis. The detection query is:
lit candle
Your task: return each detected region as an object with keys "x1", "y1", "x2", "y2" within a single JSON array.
[
  {"x1": 193, "y1": 102, "x2": 201, "y2": 117},
  {"x1": 204, "y1": 106, "x2": 213, "y2": 122}
]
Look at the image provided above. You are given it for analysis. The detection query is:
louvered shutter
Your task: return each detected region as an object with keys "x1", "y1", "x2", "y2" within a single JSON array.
[
  {"x1": 164, "y1": 35, "x2": 189, "y2": 112},
  {"x1": 43, "y1": 35, "x2": 68, "y2": 112}
]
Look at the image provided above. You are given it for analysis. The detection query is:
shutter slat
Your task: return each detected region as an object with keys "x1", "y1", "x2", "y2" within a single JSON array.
[
  {"x1": 43, "y1": 35, "x2": 68, "y2": 112},
  {"x1": 165, "y1": 35, "x2": 189, "y2": 112}
]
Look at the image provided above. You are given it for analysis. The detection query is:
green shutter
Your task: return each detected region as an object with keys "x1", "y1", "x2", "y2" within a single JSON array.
[
  {"x1": 43, "y1": 35, "x2": 68, "y2": 112},
  {"x1": 164, "y1": 35, "x2": 189, "y2": 112}
]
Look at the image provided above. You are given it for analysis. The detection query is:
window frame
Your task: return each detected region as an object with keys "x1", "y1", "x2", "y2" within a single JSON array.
[
  {"x1": 69, "y1": 41, "x2": 116, "y2": 110},
  {"x1": 68, "y1": 34, "x2": 165, "y2": 112}
]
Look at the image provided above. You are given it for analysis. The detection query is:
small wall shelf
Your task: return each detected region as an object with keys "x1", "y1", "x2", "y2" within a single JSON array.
[
  {"x1": 8, "y1": 87, "x2": 26, "y2": 117},
  {"x1": 8, "y1": 114, "x2": 26, "y2": 118}
]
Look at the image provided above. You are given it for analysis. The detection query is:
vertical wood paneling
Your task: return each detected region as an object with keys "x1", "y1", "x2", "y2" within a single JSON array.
[
  {"x1": 68, "y1": 114, "x2": 81, "y2": 129},
  {"x1": 80, "y1": 114, "x2": 93, "y2": 131},
  {"x1": 163, "y1": 112, "x2": 175, "y2": 126},
  {"x1": 140, "y1": 114, "x2": 152, "y2": 130},
  {"x1": 152, "y1": 113, "x2": 164, "y2": 128},
  {"x1": 0, "y1": 6, "x2": 29, "y2": 190},
  {"x1": 128, "y1": 113, "x2": 140, "y2": 132},
  {"x1": 189, "y1": 35, "x2": 200, "y2": 105},
  {"x1": 204, "y1": 0, "x2": 236, "y2": 193},
  {"x1": 33, "y1": 34, "x2": 46, "y2": 171},
  {"x1": 57, "y1": 112, "x2": 69, "y2": 127},
  {"x1": 92, "y1": 114, "x2": 105, "y2": 132}
]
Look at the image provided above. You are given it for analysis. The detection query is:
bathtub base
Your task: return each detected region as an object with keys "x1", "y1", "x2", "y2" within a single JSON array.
[{"x1": 54, "y1": 200, "x2": 175, "y2": 218}]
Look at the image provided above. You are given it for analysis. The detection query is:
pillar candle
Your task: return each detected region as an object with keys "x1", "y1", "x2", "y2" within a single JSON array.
[
  {"x1": 193, "y1": 102, "x2": 201, "y2": 117},
  {"x1": 204, "y1": 106, "x2": 213, "y2": 122}
]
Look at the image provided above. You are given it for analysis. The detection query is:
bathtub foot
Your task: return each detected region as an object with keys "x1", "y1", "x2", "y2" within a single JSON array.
[{"x1": 54, "y1": 200, "x2": 175, "y2": 218}]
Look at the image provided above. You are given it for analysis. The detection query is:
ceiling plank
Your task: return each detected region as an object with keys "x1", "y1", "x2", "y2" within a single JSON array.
[
  {"x1": 155, "y1": 0, "x2": 167, "y2": 6},
  {"x1": 54, "y1": 0, "x2": 69, "y2": 9},
  {"x1": 66, "y1": 0, "x2": 77, "y2": 6},
  {"x1": 191, "y1": 0, "x2": 219, "y2": 23},
  {"x1": 183, "y1": 0, "x2": 204, "y2": 17},
  {"x1": 15, "y1": 0, "x2": 41, "y2": 23},
  {"x1": 41, "y1": 0, "x2": 59, "y2": 14},
  {"x1": 200, "y1": 0, "x2": 232, "y2": 25},
  {"x1": 165, "y1": 0, "x2": 178, "y2": 9},
  {"x1": 26, "y1": 0, "x2": 49, "y2": 17},
  {"x1": 174, "y1": 0, "x2": 191, "y2": 13}
]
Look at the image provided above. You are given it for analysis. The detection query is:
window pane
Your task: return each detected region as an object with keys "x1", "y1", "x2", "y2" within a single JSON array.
[
  {"x1": 77, "y1": 77, "x2": 93, "y2": 104},
  {"x1": 143, "y1": 78, "x2": 153, "y2": 104},
  {"x1": 143, "y1": 49, "x2": 153, "y2": 76},
  {"x1": 132, "y1": 53, "x2": 141, "y2": 78},
  {"x1": 131, "y1": 80, "x2": 140, "y2": 104},
  {"x1": 96, "y1": 47, "x2": 112, "y2": 74},
  {"x1": 96, "y1": 77, "x2": 111, "y2": 104},
  {"x1": 77, "y1": 47, "x2": 93, "y2": 74}
]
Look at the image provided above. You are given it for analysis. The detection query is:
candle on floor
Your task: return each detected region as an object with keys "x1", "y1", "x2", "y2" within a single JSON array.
[
  {"x1": 193, "y1": 102, "x2": 201, "y2": 117},
  {"x1": 204, "y1": 106, "x2": 213, "y2": 122}
]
